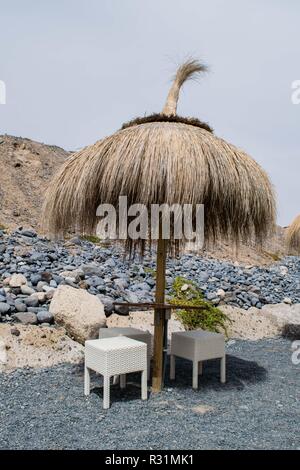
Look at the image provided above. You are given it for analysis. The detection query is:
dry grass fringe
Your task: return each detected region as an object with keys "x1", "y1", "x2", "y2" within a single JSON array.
[
  {"x1": 42, "y1": 121, "x2": 276, "y2": 255},
  {"x1": 286, "y1": 214, "x2": 300, "y2": 253}
]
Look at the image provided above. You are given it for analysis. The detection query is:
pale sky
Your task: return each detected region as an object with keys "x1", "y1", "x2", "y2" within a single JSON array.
[{"x1": 1, "y1": 0, "x2": 299, "y2": 226}]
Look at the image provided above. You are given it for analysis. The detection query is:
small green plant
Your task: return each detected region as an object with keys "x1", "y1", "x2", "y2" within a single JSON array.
[
  {"x1": 144, "y1": 266, "x2": 156, "y2": 277},
  {"x1": 0, "y1": 223, "x2": 7, "y2": 231},
  {"x1": 81, "y1": 234, "x2": 101, "y2": 244},
  {"x1": 169, "y1": 277, "x2": 230, "y2": 336},
  {"x1": 263, "y1": 251, "x2": 282, "y2": 262}
]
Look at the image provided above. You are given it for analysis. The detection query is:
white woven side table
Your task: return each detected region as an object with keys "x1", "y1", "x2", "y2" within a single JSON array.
[
  {"x1": 99, "y1": 327, "x2": 152, "y2": 380},
  {"x1": 85, "y1": 337, "x2": 148, "y2": 409},
  {"x1": 170, "y1": 330, "x2": 226, "y2": 389}
]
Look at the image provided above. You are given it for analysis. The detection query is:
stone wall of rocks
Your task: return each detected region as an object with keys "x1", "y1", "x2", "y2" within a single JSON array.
[{"x1": 1, "y1": 228, "x2": 300, "y2": 327}]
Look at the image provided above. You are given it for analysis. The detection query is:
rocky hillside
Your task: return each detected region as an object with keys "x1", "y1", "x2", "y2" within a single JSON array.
[
  {"x1": 197, "y1": 225, "x2": 288, "y2": 265},
  {"x1": 0, "y1": 135, "x2": 69, "y2": 230},
  {"x1": 0, "y1": 134, "x2": 288, "y2": 265}
]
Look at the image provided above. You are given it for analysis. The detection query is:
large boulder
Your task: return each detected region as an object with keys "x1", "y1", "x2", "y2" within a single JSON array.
[
  {"x1": 49, "y1": 285, "x2": 106, "y2": 343},
  {"x1": 0, "y1": 324, "x2": 84, "y2": 372},
  {"x1": 261, "y1": 303, "x2": 300, "y2": 338},
  {"x1": 221, "y1": 303, "x2": 300, "y2": 340},
  {"x1": 107, "y1": 310, "x2": 184, "y2": 345},
  {"x1": 220, "y1": 305, "x2": 279, "y2": 340}
]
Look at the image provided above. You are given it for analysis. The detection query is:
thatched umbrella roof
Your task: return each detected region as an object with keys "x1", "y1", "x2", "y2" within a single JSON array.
[
  {"x1": 43, "y1": 59, "x2": 276, "y2": 392},
  {"x1": 43, "y1": 59, "x2": 276, "y2": 250},
  {"x1": 286, "y1": 214, "x2": 300, "y2": 253}
]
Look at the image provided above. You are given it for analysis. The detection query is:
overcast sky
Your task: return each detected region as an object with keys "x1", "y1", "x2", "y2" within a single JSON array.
[{"x1": 1, "y1": 0, "x2": 299, "y2": 226}]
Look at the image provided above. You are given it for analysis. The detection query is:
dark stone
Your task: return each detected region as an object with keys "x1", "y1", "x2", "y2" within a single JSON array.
[
  {"x1": 37, "y1": 311, "x2": 54, "y2": 324},
  {"x1": 41, "y1": 272, "x2": 53, "y2": 282},
  {"x1": 10, "y1": 327, "x2": 20, "y2": 336}
]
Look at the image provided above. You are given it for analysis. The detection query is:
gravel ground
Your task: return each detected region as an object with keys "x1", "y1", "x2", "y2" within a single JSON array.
[{"x1": 0, "y1": 338, "x2": 299, "y2": 450}]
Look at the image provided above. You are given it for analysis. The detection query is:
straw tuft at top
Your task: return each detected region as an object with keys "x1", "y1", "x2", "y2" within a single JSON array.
[
  {"x1": 286, "y1": 214, "x2": 300, "y2": 253},
  {"x1": 162, "y1": 59, "x2": 208, "y2": 116}
]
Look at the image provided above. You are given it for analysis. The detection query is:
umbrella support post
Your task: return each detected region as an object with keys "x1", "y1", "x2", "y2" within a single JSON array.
[
  {"x1": 152, "y1": 309, "x2": 165, "y2": 392},
  {"x1": 152, "y1": 234, "x2": 167, "y2": 393},
  {"x1": 162, "y1": 309, "x2": 171, "y2": 388}
]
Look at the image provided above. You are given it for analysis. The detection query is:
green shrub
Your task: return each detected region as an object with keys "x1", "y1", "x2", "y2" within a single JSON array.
[
  {"x1": 81, "y1": 235, "x2": 101, "y2": 244},
  {"x1": 263, "y1": 250, "x2": 282, "y2": 262},
  {"x1": 144, "y1": 267, "x2": 156, "y2": 277},
  {"x1": 169, "y1": 276, "x2": 230, "y2": 336}
]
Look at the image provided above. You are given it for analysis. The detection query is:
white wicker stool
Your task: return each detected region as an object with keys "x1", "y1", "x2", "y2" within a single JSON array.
[
  {"x1": 170, "y1": 330, "x2": 226, "y2": 389},
  {"x1": 99, "y1": 327, "x2": 152, "y2": 380},
  {"x1": 85, "y1": 337, "x2": 148, "y2": 409}
]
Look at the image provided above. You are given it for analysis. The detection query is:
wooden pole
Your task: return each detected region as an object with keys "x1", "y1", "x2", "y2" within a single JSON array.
[{"x1": 152, "y1": 226, "x2": 167, "y2": 392}]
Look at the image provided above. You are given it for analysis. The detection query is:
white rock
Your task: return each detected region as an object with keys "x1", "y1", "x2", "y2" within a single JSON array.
[
  {"x1": 42, "y1": 285, "x2": 55, "y2": 293},
  {"x1": 49, "y1": 285, "x2": 106, "y2": 344},
  {"x1": 9, "y1": 274, "x2": 27, "y2": 288},
  {"x1": 59, "y1": 269, "x2": 84, "y2": 283},
  {"x1": 216, "y1": 289, "x2": 226, "y2": 299},
  {"x1": 32, "y1": 292, "x2": 47, "y2": 303},
  {"x1": 283, "y1": 297, "x2": 292, "y2": 305},
  {"x1": 64, "y1": 277, "x2": 77, "y2": 284},
  {"x1": 181, "y1": 284, "x2": 190, "y2": 292},
  {"x1": 279, "y1": 266, "x2": 289, "y2": 276}
]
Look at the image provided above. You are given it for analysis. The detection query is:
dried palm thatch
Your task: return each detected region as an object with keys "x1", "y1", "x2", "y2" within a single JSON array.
[
  {"x1": 43, "y1": 59, "x2": 276, "y2": 253},
  {"x1": 286, "y1": 214, "x2": 300, "y2": 253}
]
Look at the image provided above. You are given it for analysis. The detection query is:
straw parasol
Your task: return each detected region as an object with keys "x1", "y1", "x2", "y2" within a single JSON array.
[
  {"x1": 286, "y1": 214, "x2": 300, "y2": 253},
  {"x1": 43, "y1": 59, "x2": 276, "y2": 391}
]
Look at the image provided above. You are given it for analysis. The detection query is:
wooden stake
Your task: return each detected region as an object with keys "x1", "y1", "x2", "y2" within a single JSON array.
[{"x1": 152, "y1": 230, "x2": 167, "y2": 392}]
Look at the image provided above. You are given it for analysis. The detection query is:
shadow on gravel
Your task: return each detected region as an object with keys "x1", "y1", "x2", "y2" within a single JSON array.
[
  {"x1": 87, "y1": 354, "x2": 267, "y2": 405},
  {"x1": 163, "y1": 355, "x2": 268, "y2": 391},
  {"x1": 91, "y1": 381, "x2": 149, "y2": 404},
  {"x1": 282, "y1": 324, "x2": 300, "y2": 340}
]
